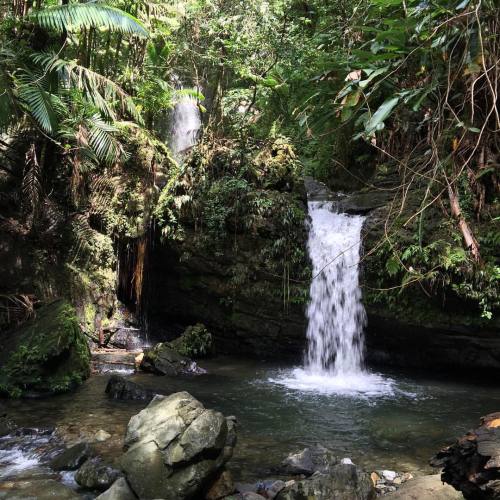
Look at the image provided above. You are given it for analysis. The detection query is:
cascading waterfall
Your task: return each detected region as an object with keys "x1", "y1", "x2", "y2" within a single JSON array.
[
  {"x1": 305, "y1": 200, "x2": 367, "y2": 375},
  {"x1": 272, "y1": 197, "x2": 393, "y2": 396},
  {"x1": 169, "y1": 85, "x2": 201, "y2": 162}
]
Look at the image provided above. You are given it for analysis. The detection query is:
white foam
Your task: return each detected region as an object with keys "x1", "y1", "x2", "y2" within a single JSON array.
[
  {"x1": 269, "y1": 368, "x2": 395, "y2": 397},
  {"x1": 0, "y1": 447, "x2": 41, "y2": 479}
]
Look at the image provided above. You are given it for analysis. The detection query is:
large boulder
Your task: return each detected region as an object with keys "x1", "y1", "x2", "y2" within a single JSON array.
[
  {"x1": 120, "y1": 391, "x2": 237, "y2": 499},
  {"x1": 141, "y1": 343, "x2": 204, "y2": 376},
  {"x1": 431, "y1": 413, "x2": 500, "y2": 499},
  {"x1": 0, "y1": 300, "x2": 90, "y2": 397},
  {"x1": 105, "y1": 375, "x2": 155, "y2": 401}
]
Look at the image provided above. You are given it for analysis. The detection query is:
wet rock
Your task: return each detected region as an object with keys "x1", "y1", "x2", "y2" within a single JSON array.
[
  {"x1": 431, "y1": 412, "x2": 500, "y2": 499},
  {"x1": 50, "y1": 442, "x2": 92, "y2": 471},
  {"x1": 94, "y1": 430, "x2": 111, "y2": 442},
  {"x1": 96, "y1": 477, "x2": 137, "y2": 500},
  {"x1": 276, "y1": 463, "x2": 376, "y2": 500},
  {"x1": 0, "y1": 478, "x2": 80, "y2": 499},
  {"x1": 120, "y1": 391, "x2": 237, "y2": 499},
  {"x1": 280, "y1": 445, "x2": 338, "y2": 476},
  {"x1": 105, "y1": 375, "x2": 155, "y2": 402},
  {"x1": 141, "y1": 343, "x2": 205, "y2": 376},
  {"x1": 206, "y1": 469, "x2": 235, "y2": 499},
  {"x1": 0, "y1": 415, "x2": 16, "y2": 437},
  {"x1": 384, "y1": 474, "x2": 463, "y2": 499},
  {"x1": 75, "y1": 457, "x2": 122, "y2": 491}
]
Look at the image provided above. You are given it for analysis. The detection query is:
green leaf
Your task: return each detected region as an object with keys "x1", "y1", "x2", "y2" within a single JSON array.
[{"x1": 365, "y1": 96, "x2": 399, "y2": 133}]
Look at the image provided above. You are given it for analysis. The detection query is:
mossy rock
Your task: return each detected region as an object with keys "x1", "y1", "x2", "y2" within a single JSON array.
[
  {"x1": 0, "y1": 300, "x2": 91, "y2": 397},
  {"x1": 169, "y1": 323, "x2": 215, "y2": 359}
]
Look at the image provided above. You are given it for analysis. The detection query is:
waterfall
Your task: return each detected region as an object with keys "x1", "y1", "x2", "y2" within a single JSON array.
[
  {"x1": 270, "y1": 195, "x2": 393, "y2": 396},
  {"x1": 305, "y1": 200, "x2": 367, "y2": 375},
  {"x1": 169, "y1": 87, "x2": 201, "y2": 162}
]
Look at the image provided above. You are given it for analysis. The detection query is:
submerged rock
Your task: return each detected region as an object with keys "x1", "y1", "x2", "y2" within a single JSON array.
[
  {"x1": 140, "y1": 343, "x2": 205, "y2": 376},
  {"x1": 120, "y1": 391, "x2": 237, "y2": 499},
  {"x1": 0, "y1": 300, "x2": 90, "y2": 397},
  {"x1": 75, "y1": 457, "x2": 122, "y2": 491},
  {"x1": 0, "y1": 478, "x2": 80, "y2": 499},
  {"x1": 94, "y1": 430, "x2": 112, "y2": 442},
  {"x1": 96, "y1": 478, "x2": 137, "y2": 500},
  {"x1": 280, "y1": 445, "x2": 338, "y2": 476},
  {"x1": 431, "y1": 412, "x2": 500, "y2": 499},
  {"x1": 276, "y1": 463, "x2": 376, "y2": 500},
  {"x1": 50, "y1": 442, "x2": 92, "y2": 471},
  {"x1": 105, "y1": 375, "x2": 155, "y2": 401}
]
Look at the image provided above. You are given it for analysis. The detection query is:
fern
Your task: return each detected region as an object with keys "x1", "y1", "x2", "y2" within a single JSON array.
[{"x1": 30, "y1": 3, "x2": 148, "y2": 38}]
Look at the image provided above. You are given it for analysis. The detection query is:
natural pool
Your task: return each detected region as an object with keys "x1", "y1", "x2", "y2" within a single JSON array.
[{"x1": 1, "y1": 357, "x2": 500, "y2": 484}]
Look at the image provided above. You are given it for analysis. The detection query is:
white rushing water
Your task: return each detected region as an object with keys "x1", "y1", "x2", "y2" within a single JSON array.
[
  {"x1": 272, "y1": 200, "x2": 394, "y2": 396},
  {"x1": 169, "y1": 87, "x2": 201, "y2": 162}
]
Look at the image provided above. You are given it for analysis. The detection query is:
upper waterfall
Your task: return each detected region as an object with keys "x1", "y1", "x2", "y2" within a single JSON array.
[
  {"x1": 305, "y1": 200, "x2": 367, "y2": 375},
  {"x1": 169, "y1": 86, "x2": 201, "y2": 162}
]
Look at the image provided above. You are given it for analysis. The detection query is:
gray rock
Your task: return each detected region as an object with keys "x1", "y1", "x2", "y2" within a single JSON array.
[
  {"x1": 96, "y1": 478, "x2": 137, "y2": 500},
  {"x1": 75, "y1": 457, "x2": 122, "y2": 491},
  {"x1": 276, "y1": 463, "x2": 376, "y2": 500},
  {"x1": 120, "y1": 392, "x2": 237, "y2": 499},
  {"x1": 105, "y1": 375, "x2": 155, "y2": 401},
  {"x1": 50, "y1": 442, "x2": 92, "y2": 471},
  {"x1": 384, "y1": 474, "x2": 463, "y2": 499},
  {"x1": 280, "y1": 445, "x2": 338, "y2": 476},
  {"x1": 141, "y1": 343, "x2": 204, "y2": 376}
]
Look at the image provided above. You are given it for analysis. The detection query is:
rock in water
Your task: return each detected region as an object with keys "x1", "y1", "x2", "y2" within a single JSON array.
[
  {"x1": 105, "y1": 375, "x2": 155, "y2": 401},
  {"x1": 120, "y1": 391, "x2": 237, "y2": 499},
  {"x1": 141, "y1": 343, "x2": 204, "y2": 376},
  {"x1": 276, "y1": 463, "x2": 376, "y2": 500},
  {"x1": 50, "y1": 442, "x2": 92, "y2": 471},
  {"x1": 431, "y1": 412, "x2": 500, "y2": 499},
  {"x1": 280, "y1": 445, "x2": 339, "y2": 476},
  {"x1": 75, "y1": 457, "x2": 122, "y2": 491}
]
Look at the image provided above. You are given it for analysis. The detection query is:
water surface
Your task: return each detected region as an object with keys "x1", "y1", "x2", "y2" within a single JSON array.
[{"x1": 1, "y1": 357, "x2": 500, "y2": 482}]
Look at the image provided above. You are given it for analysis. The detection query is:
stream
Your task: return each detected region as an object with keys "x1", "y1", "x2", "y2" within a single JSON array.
[{"x1": 2, "y1": 358, "x2": 500, "y2": 485}]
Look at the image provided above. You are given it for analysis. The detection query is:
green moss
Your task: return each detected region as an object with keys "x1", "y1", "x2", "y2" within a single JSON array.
[
  {"x1": 0, "y1": 300, "x2": 91, "y2": 397},
  {"x1": 169, "y1": 323, "x2": 215, "y2": 359}
]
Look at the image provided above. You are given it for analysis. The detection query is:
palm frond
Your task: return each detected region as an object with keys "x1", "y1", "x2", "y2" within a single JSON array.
[
  {"x1": 88, "y1": 114, "x2": 127, "y2": 165},
  {"x1": 15, "y1": 69, "x2": 66, "y2": 134},
  {"x1": 22, "y1": 143, "x2": 43, "y2": 227},
  {"x1": 32, "y1": 52, "x2": 143, "y2": 123},
  {"x1": 30, "y1": 3, "x2": 148, "y2": 38}
]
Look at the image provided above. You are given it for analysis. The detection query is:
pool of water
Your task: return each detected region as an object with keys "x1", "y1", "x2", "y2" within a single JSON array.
[{"x1": 1, "y1": 357, "x2": 500, "y2": 482}]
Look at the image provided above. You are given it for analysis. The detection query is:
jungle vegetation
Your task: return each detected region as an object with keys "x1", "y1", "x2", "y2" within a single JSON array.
[{"x1": 0, "y1": 0, "x2": 498, "y2": 327}]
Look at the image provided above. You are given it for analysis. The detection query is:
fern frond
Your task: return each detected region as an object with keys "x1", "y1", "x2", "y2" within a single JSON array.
[
  {"x1": 30, "y1": 4, "x2": 148, "y2": 38},
  {"x1": 22, "y1": 143, "x2": 43, "y2": 227}
]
